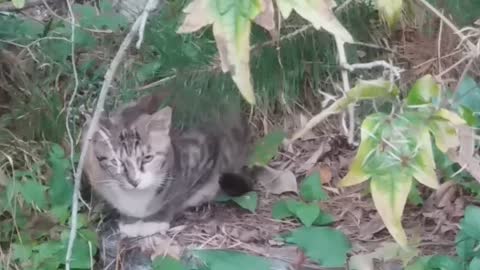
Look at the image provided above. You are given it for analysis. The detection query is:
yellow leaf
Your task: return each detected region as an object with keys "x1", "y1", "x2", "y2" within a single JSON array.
[
  {"x1": 275, "y1": 0, "x2": 353, "y2": 42},
  {"x1": 376, "y1": 0, "x2": 403, "y2": 28},
  {"x1": 412, "y1": 128, "x2": 439, "y2": 189},
  {"x1": 435, "y1": 109, "x2": 466, "y2": 125},
  {"x1": 371, "y1": 174, "x2": 412, "y2": 249},
  {"x1": 428, "y1": 119, "x2": 460, "y2": 153},
  {"x1": 339, "y1": 114, "x2": 385, "y2": 187},
  {"x1": 178, "y1": 0, "x2": 269, "y2": 104}
]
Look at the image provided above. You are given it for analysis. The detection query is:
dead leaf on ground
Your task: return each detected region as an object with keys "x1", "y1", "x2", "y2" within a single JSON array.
[
  {"x1": 298, "y1": 141, "x2": 331, "y2": 173},
  {"x1": 349, "y1": 242, "x2": 418, "y2": 270},
  {"x1": 447, "y1": 125, "x2": 480, "y2": 182},
  {"x1": 359, "y1": 213, "x2": 386, "y2": 241},
  {"x1": 307, "y1": 164, "x2": 333, "y2": 184},
  {"x1": 141, "y1": 234, "x2": 183, "y2": 261},
  {"x1": 256, "y1": 166, "x2": 298, "y2": 195}
]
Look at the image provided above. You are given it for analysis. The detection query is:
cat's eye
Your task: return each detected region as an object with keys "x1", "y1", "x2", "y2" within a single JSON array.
[
  {"x1": 143, "y1": 155, "x2": 154, "y2": 163},
  {"x1": 97, "y1": 156, "x2": 107, "y2": 162},
  {"x1": 111, "y1": 159, "x2": 119, "y2": 166}
]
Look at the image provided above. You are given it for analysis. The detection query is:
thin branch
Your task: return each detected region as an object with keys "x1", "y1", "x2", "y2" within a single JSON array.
[
  {"x1": 287, "y1": 61, "x2": 402, "y2": 145},
  {"x1": 334, "y1": 37, "x2": 355, "y2": 144},
  {"x1": 64, "y1": 0, "x2": 159, "y2": 268},
  {"x1": 416, "y1": 0, "x2": 476, "y2": 51}
]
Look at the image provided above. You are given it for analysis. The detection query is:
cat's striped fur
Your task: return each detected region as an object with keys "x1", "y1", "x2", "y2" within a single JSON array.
[{"x1": 83, "y1": 93, "x2": 252, "y2": 237}]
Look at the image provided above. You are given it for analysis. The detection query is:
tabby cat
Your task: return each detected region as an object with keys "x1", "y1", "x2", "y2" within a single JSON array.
[{"x1": 83, "y1": 94, "x2": 252, "y2": 238}]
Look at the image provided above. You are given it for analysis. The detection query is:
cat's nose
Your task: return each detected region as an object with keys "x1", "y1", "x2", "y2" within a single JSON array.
[{"x1": 126, "y1": 178, "x2": 139, "y2": 188}]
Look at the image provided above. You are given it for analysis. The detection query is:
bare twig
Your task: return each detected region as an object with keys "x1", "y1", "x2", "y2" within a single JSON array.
[
  {"x1": 416, "y1": 0, "x2": 476, "y2": 51},
  {"x1": 287, "y1": 61, "x2": 402, "y2": 145},
  {"x1": 64, "y1": 0, "x2": 159, "y2": 268},
  {"x1": 344, "y1": 61, "x2": 403, "y2": 78},
  {"x1": 334, "y1": 37, "x2": 355, "y2": 144}
]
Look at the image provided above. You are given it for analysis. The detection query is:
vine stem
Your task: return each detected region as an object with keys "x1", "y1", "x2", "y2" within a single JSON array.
[{"x1": 64, "y1": 0, "x2": 158, "y2": 268}]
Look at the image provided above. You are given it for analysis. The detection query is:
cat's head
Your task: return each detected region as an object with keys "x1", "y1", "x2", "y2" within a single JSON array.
[{"x1": 89, "y1": 107, "x2": 173, "y2": 190}]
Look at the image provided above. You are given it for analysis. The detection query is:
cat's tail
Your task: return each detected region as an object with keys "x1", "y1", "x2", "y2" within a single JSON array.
[{"x1": 218, "y1": 167, "x2": 256, "y2": 197}]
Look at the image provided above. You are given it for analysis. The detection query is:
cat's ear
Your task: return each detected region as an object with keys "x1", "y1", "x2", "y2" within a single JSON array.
[{"x1": 147, "y1": 106, "x2": 172, "y2": 134}]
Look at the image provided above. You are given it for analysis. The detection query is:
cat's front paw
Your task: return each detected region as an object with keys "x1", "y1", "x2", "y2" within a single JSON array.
[{"x1": 119, "y1": 221, "x2": 170, "y2": 238}]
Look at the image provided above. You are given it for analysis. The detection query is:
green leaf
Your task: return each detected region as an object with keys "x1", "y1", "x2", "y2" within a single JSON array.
[
  {"x1": 275, "y1": 0, "x2": 353, "y2": 42},
  {"x1": 73, "y1": 1, "x2": 128, "y2": 31},
  {"x1": 340, "y1": 113, "x2": 387, "y2": 187},
  {"x1": 407, "y1": 183, "x2": 423, "y2": 206},
  {"x1": 50, "y1": 205, "x2": 70, "y2": 224},
  {"x1": 469, "y1": 257, "x2": 480, "y2": 270},
  {"x1": 455, "y1": 231, "x2": 478, "y2": 261},
  {"x1": 48, "y1": 144, "x2": 73, "y2": 207},
  {"x1": 312, "y1": 211, "x2": 335, "y2": 226},
  {"x1": 300, "y1": 172, "x2": 328, "y2": 202},
  {"x1": 249, "y1": 131, "x2": 286, "y2": 166},
  {"x1": 190, "y1": 250, "x2": 272, "y2": 270},
  {"x1": 231, "y1": 191, "x2": 258, "y2": 213},
  {"x1": 153, "y1": 256, "x2": 187, "y2": 270},
  {"x1": 426, "y1": 255, "x2": 463, "y2": 270},
  {"x1": 11, "y1": 0, "x2": 25, "y2": 8},
  {"x1": 19, "y1": 179, "x2": 47, "y2": 209},
  {"x1": 347, "y1": 79, "x2": 400, "y2": 101},
  {"x1": 377, "y1": 0, "x2": 403, "y2": 28},
  {"x1": 293, "y1": 203, "x2": 320, "y2": 227},
  {"x1": 284, "y1": 227, "x2": 351, "y2": 267},
  {"x1": 406, "y1": 75, "x2": 440, "y2": 106},
  {"x1": 405, "y1": 257, "x2": 431, "y2": 270},
  {"x1": 370, "y1": 172, "x2": 412, "y2": 248},
  {"x1": 460, "y1": 205, "x2": 480, "y2": 240},
  {"x1": 272, "y1": 200, "x2": 294, "y2": 220},
  {"x1": 453, "y1": 76, "x2": 480, "y2": 115},
  {"x1": 458, "y1": 106, "x2": 478, "y2": 127},
  {"x1": 412, "y1": 128, "x2": 439, "y2": 189},
  {"x1": 12, "y1": 244, "x2": 33, "y2": 262}
]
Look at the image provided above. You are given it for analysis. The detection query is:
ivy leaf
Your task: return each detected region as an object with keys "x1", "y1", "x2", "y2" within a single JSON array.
[
  {"x1": 455, "y1": 231, "x2": 478, "y2": 262},
  {"x1": 312, "y1": 210, "x2": 335, "y2": 226},
  {"x1": 48, "y1": 144, "x2": 73, "y2": 207},
  {"x1": 469, "y1": 257, "x2": 480, "y2": 270},
  {"x1": 426, "y1": 256, "x2": 463, "y2": 270},
  {"x1": 189, "y1": 250, "x2": 272, "y2": 270},
  {"x1": 460, "y1": 205, "x2": 480, "y2": 240},
  {"x1": 275, "y1": 0, "x2": 353, "y2": 42},
  {"x1": 406, "y1": 75, "x2": 440, "y2": 106},
  {"x1": 411, "y1": 128, "x2": 439, "y2": 189},
  {"x1": 272, "y1": 199, "x2": 294, "y2": 220},
  {"x1": 19, "y1": 179, "x2": 47, "y2": 209},
  {"x1": 12, "y1": 244, "x2": 33, "y2": 262},
  {"x1": 284, "y1": 227, "x2": 351, "y2": 267},
  {"x1": 370, "y1": 172, "x2": 412, "y2": 248},
  {"x1": 12, "y1": 0, "x2": 26, "y2": 8},
  {"x1": 178, "y1": 0, "x2": 273, "y2": 104},
  {"x1": 300, "y1": 172, "x2": 328, "y2": 202},
  {"x1": 453, "y1": 76, "x2": 480, "y2": 115},
  {"x1": 231, "y1": 191, "x2": 258, "y2": 213},
  {"x1": 340, "y1": 113, "x2": 387, "y2": 186},
  {"x1": 153, "y1": 256, "x2": 187, "y2": 270},
  {"x1": 292, "y1": 203, "x2": 320, "y2": 227},
  {"x1": 249, "y1": 131, "x2": 286, "y2": 166},
  {"x1": 376, "y1": 0, "x2": 403, "y2": 29}
]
